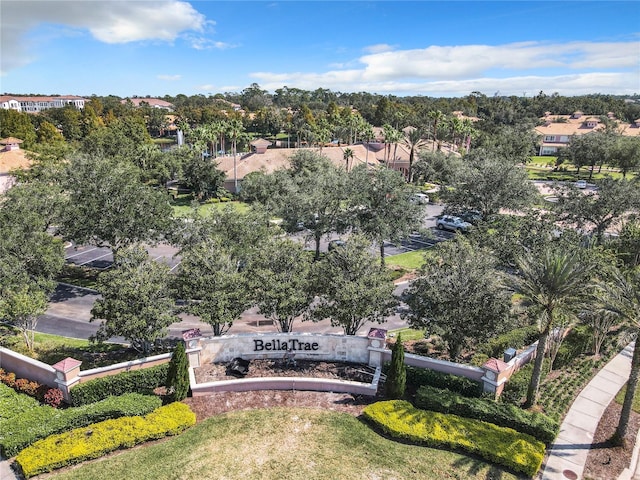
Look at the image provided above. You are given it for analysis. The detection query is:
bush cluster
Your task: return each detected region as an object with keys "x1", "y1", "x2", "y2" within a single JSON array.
[
  {"x1": 363, "y1": 400, "x2": 545, "y2": 477},
  {"x1": 0, "y1": 383, "x2": 41, "y2": 422},
  {"x1": 415, "y1": 385, "x2": 559, "y2": 444},
  {"x1": 16, "y1": 402, "x2": 196, "y2": 478},
  {"x1": 70, "y1": 363, "x2": 169, "y2": 406},
  {"x1": 0, "y1": 368, "x2": 64, "y2": 407},
  {"x1": 475, "y1": 325, "x2": 539, "y2": 359},
  {"x1": 0, "y1": 393, "x2": 161, "y2": 457},
  {"x1": 396, "y1": 364, "x2": 483, "y2": 398}
]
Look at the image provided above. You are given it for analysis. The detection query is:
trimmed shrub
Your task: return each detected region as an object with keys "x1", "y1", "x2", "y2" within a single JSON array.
[
  {"x1": 415, "y1": 385, "x2": 559, "y2": 444},
  {"x1": 476, "y1": 325, "x2": 540, "y2": 359},
  {"x1": 363, "y1": 400, "x2": 545, "y2": 477},
  {"x1": 43, "y1": 388, "x2": 64, "y2": 408},
  {"x1": 0, "y1": 393, "x2": 162, "y2": 457},
  {"x1": 16, "y1": 403, "x2": 196, "y2": 478},
  {"x1": 385, "y1": 334, "x2": 406, "y2": 399},
  {"x1": 70, "y1": 363, "x2": 169, "y2": 406},
  {"x1": 0, "y1": 368, "x2": 48, "y2": 402},
  {"x1": 0, "y1": 383, "x2": 41, "y2": 421},
  {"x1": 397, "y1": 365, "x2": 483, "y2": 398},
  {"x1": 165, "y1": 342, "x2": 190, "y2": 402}
]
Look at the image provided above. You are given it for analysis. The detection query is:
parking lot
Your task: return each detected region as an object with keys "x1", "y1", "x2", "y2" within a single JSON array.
[{"x1": 64, "y1": 243, "x2": 181, "y2": 271}]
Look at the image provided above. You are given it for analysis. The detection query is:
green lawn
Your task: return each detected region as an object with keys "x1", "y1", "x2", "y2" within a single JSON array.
[
  {"x1": 170, "y1": 194, "x2": 250, "y2": 217},
  {"x1": 385, "y1": 250, "x2": 428, "y2": 270},
  {"x1": 389, "y1": 327, "x2": 426, "y2": 341},
  {"x1": 615, "y1": 383, "x2": 640, "y2": 413},
  {"x1": 45, "y1": 408, "x2": 523, "y2": 480},
  {"x1": 0, "y1": 326, "x2": 133, "y2": 368}
]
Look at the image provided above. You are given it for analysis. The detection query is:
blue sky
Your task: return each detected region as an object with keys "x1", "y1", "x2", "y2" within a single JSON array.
[{"x1": 1, "y1": 1, "x2": 639, "y2": 98}]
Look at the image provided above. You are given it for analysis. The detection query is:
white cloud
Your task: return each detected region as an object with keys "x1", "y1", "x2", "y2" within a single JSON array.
[
  {"x1": 187, "y1": 36, "x2": 237, "y2": 50},
  {"x1": 363, "y1": 43, "x2": 395, "y2": 54},
  {"x1": 1, "y1": 0, "x2": 208, "y2": 74},
  {"x1": 196, "y1": 84, "x2": 241, "y2": 93},
  {"x1": 158, "y1": 74, "x2": 181, "y2": 81},
  {"x1": 251, "y1": 40, "x2": 640, "y2": 96}
]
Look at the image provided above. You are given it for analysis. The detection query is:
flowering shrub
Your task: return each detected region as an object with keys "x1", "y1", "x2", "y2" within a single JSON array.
[
  {"x1": 363, "y1": 400, "x2": 545, "y2": 477},
  {"x1": 0, "y1": 368, "x2": 48, "y2": 402},
  {"x1": 16, "y1": 402, "x2": 196, "y2": 478},
  {"x1": 43, "y1": 388, "x2": 64, "y2": 408}
]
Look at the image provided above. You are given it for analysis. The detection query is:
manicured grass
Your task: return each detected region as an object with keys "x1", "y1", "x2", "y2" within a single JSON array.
[
  {"x1": 56, "y1": 264, "x2": 100, "y2": 290},
  {"x1": 385, "y1": 250, "x2": 428, "y2": 270},
  {"x1": 388, "y1": 327, "x2": 426, "y2": 341},
  {"x1": 615, "y1": 383, "x2": 640, "y2": 413},
  {"x1": 0, "y1": 326, "x2": 133, "y2": 369},
  {"x1": 45, "y1": 408, "x2": 522, "y2": 480},
  {"x1": 170, "y1": 194, "x2": 249, "y2": 217}
]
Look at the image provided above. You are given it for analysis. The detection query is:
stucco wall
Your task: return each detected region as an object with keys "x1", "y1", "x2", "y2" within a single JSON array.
[
  {"x1": 0, "y1": 347, "x2": 58, "y2": 387},
  {"x1": 198, "y1": 333, "x2": 371, "y2": 365}
]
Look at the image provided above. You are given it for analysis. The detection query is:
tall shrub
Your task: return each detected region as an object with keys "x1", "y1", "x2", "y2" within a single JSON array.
[
  {"x1": 165, "y1": 342, "x2": 190, "y2": 402},
  {"x1": 385, "y1": 334, "x2": 406, "y2": 399}
]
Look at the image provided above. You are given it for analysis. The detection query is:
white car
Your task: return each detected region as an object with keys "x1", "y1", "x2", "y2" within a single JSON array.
[
  {"x1": 575, "y1": 180, "x2": 587, "y2": 189},
  {"x1": 436, "y1": 215, "x2": 472, "y2": 232},
  {"x1": 411, "y1": 193, "x2": 429, "y2": 204}
]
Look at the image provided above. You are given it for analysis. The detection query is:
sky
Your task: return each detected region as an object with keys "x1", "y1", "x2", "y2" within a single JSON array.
[{"x1": 1, "y1": 0, "x2": 639, "y2": 98}]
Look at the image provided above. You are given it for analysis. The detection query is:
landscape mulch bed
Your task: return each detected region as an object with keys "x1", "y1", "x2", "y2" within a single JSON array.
[
  {"x1": 582, "y1": 401, "x2": 640, "y2": 480},
  {"x1": 186, "y1": 360, "x2": 381, "y2": 422}
]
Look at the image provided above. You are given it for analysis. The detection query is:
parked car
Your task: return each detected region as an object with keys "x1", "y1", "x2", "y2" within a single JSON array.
[
  {"x1": 436, "y1": 215, "x2": 472, "y2": 232},
  {"x1": 575, "y1": 179, "x2": 587, "y2": 189},
  {"x1": 410, "y1": 193, "x2": 429, "y2": 204},
  {"x1": 328, "y1": 239, "x2": 346, "y2": 251},
  {"x1": 458, "y1": 210, "x2": 483, "y2": 225}
]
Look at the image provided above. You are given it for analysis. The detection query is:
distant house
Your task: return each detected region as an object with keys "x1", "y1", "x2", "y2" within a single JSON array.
[
  {"x1": 535, "y1": 111, "x2": 640, "y2": 155},
  {"x1": 250, "y1": 138, "x2": 272, "y2": 154},
  {"x1": 0, "y1": 137, "x2": 30, "y2": 193},
  {"x1": 0, "y1": 95, "x2": 85, "y2": 113},
  {"x1": 122, "y1": 98, "x2": 175, "y2": 111}
]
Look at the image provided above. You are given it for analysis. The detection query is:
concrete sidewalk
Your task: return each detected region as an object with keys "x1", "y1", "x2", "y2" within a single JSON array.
[{"x1": 542, "y1": 343, "x2": 633, "y2": 479}]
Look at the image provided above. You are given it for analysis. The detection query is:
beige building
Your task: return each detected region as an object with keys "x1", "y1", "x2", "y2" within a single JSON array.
[
  {"x1": 0, "y1": 95, "x2": 85, "y2": 113},
  {"x1": 535, "y1": 111, "x2": 640, "y2": 155}
]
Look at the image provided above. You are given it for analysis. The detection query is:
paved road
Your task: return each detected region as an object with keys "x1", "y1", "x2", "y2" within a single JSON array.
[
  {"x1": 38, "y1": 281, "x2": 412, "y2": 343},
  {"x1": 46, "y1": 202, "x2": 446, "y2": 343}
]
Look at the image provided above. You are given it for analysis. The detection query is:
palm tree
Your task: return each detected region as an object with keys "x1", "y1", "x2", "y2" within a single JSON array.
[
  {"x1": 428, "y1": 110, "x2": 445, "y2": 151},
  {"x1": 226, "y1": 119, "x2": 244, "y2": 194},
  {"x1": 510, "y1": 249, "x2": 594, "y2": 408},
  {"x1": 383, "y1": 124, "x2": 402, "y2": 168},
  {"x1": 343, "y1": 147, "x2": 354, "y2": 172},
  {"x1": 402, "y1": 126, "x2": 427, "y2": 182},
  {"x1": 598, "y1": 267, "x2": 640, "y2": 446}
]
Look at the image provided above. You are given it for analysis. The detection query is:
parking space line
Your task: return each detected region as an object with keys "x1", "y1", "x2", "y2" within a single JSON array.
[
  {"x1": 77, "y1": 252, "x2": 112, "y2": 267},
  {"x1": 169, "y1": 261, "x2": 182, "y2": 272},
  {"x1": 65, "y1": 247, "x2": 98, "y2": 259}
]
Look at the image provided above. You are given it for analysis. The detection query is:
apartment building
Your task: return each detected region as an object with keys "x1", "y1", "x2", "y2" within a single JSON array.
[{"x1": 0, "y1": 95, "x2": 86, "y2": 113}]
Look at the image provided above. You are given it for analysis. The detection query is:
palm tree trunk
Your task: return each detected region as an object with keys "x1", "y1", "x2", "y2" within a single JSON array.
[
  {"x1": 379, "y1": 243, "x2": 386, "y2": 267},
  {"x1": 525, "y1": 328, "x2": 549, "y2": 408},
  {"x1": 614, "y1": 340, "x2": 640, "y2": 446}
]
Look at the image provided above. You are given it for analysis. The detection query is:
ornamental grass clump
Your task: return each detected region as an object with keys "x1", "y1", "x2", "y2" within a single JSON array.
[
  {"x1": 16, "y1": 402, "x2": 196, "y2": 478},
  {"x1": 363, "y1": 400, "x2": 545, "y2": 477}
]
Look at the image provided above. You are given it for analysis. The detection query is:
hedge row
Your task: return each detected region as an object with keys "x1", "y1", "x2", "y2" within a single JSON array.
[
  {"x1": 476, "y1": 325, "x2": 539, "y2": 359},
  {"x1": 415, "y1": 385, "x2": 559, "y2": 444},
  {"x1": 16, "y1": 402, "x2": 196, "y2": 478},
  {"x1": 0, "y1": 383, "x2": 41, "y2": 421},
  {"x1": 70, "y1": 363, "x2": 169, "y2": 406},
  {"x1": 0, "y1": 368, "x2": 63, "y2": 407},
  {"x1": 0, "y1": 393, "x2": 161, "y2": 457},
  {"x1": 400, "y1": 365, "x2": 484, "y2": 398},
  {"x1": 363, "y1": 400, "x2": 545, "y2": 477}
]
